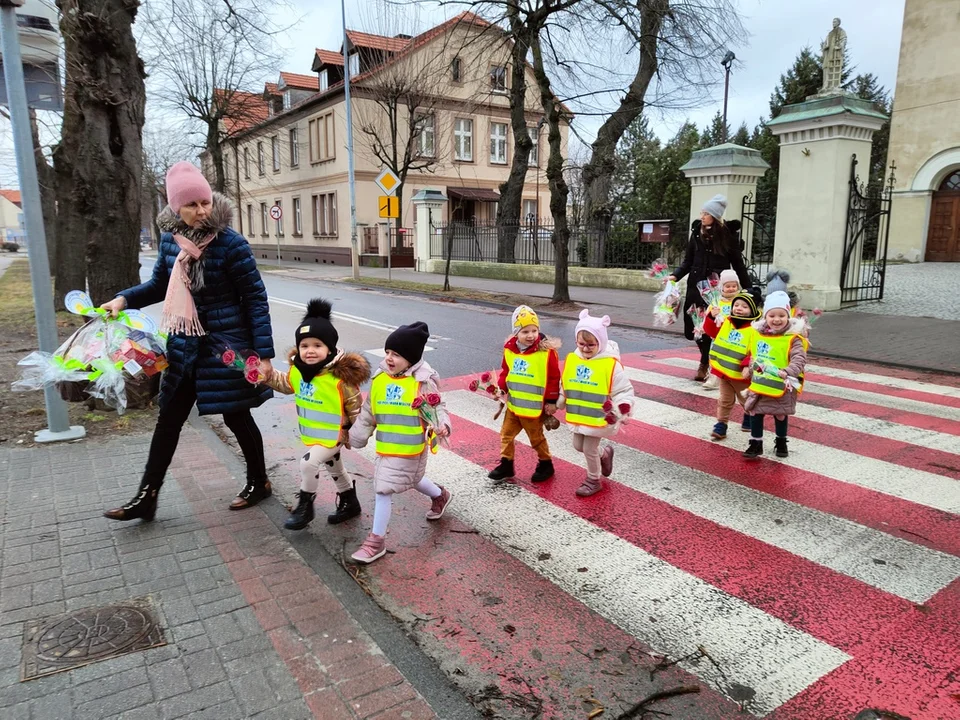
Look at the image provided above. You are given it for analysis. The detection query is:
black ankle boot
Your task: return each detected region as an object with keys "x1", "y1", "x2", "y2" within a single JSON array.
[
  {"x1": 488, "y1": 458, "x2": 515, "y2": 481},
  {"x1": 775, "y1": 436, "x2": 789, "y2": 458},
  {"x1": 531, "y1": 459, "x2": 555, "y2": 483},
  {"x1": 230, "y1": 480, "x2": 273, "y2": 510},
  {"x1": 104, "y1": 483, "x2": 160, "y2": 522},
  {"x1": 743, "y1": 439, "x2": 763, "y2": 460},
  {"x1": 285, "y1": 491, "x2": 316, "y2": 530},
  {"x1": 327, "y1": 487, "x2": 361, "y2": 525}
]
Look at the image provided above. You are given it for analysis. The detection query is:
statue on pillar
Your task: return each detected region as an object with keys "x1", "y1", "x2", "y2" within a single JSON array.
[{"x1": 820, "y1": 18, "x2": 847, "y2": 94}]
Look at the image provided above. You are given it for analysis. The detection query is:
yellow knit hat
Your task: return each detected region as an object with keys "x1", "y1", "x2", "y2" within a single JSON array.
[{"x1": 511, "y1": 305, "x2": 539, "y2": 334}]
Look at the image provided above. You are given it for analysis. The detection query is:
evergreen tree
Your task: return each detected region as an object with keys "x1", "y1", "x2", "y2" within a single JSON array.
[
  {"x1": 769, "y1": 47, "x2": 822, "y2": 117},
  {"x1": 731, "y1": 122, "x2": 751, "y2": 147},
  {"x1": 699, "y1": 111, "x2": 730, "y2": 148}
]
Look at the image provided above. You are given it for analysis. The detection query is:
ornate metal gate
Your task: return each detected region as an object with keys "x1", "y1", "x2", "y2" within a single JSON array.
[
  {"x1": 840, "y1": 156, "x2": 895, "y2": 305},
  {"x1": 740, "y1": 192, "x2": 775, "y2": 288}
]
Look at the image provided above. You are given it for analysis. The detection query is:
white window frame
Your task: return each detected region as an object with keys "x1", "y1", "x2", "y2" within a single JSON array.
[
  {"x1": 257, "y1": 141, "x2": 264, "y2": 175},
  {"x1": 523, "y1": 199, "x2": 538, "y2": 221},
  {"x1": 243, "y1": 147, "x2": 250, "y2": 179},
  {"x1": 289, "y1": 127, "x2": 299, "y2": 167},
  {"x1": 246, "y1": 204, "x2": 254, "y2": 235},
  {"x1": 293, "y1": 197, "x2": 302, "y2": 235},
  {"x1": 490, "y1": 66, "x2": 507, "y2": 93},
  {"x1": 454, "y1": 118, "x2": 473, "y2": 162},
  {"x1": 319, "y1": 70, "x2": 328, "y2": 92},
  {"x1": 529, "y1": 127, "x2": 539, "y2": 167},
  {"x1": 274, "y1": 199, "x2": 284, "y2": 236},
  {"x1": 282, "y1": 91, "x2": 291, "y2": 110},
  {"x1": 490, "y1": 122, "x2": 507, "y2": 165},
  {"x1": 348, "y1": 53, "x2": 359, "y2": 77},
  {"x1": 260, "y1": 202, "x2": 268, "y2": 236},
  {"x1": 451, "y1": 56, "x2": 462, "y2": 82},
  {"x1": 271, "y1": 136, "x2": 280, "y2": 172},
  {"x1": 417, "y1": 114, "x2": 435, "y2": 158}
]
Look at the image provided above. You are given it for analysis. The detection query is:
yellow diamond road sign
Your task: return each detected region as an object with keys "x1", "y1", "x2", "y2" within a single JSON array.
[{"x1": 375, "y1": 167, "x2": 400, "y2": 196}]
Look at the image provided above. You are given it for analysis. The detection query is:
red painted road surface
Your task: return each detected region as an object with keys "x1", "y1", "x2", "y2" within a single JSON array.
[{"x1": 259, "y1": 348, "x2": 960, "y2": 720}]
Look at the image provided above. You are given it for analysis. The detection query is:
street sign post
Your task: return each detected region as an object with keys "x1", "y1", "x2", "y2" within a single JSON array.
[{"x1": 270, "y1": 204, "x2": 283, "y2": 264}]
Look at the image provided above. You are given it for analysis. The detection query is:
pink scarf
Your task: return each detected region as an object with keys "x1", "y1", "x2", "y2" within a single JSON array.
[{"x1": 160, "y1": 233, "x2": 216, "y2": 336}]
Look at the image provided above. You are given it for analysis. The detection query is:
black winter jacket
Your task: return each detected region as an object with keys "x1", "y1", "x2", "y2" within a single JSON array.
[
  {"x1": 673, "y1": 219, "x2": 750, "y2": 305},
  {"x1": 119, "y1": 194, "x2": 275, "y2": 415}
]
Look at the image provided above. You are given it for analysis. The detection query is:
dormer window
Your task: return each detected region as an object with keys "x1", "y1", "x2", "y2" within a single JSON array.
[
  {"x1": 451, "y1": 56, "x2": 462, "y2": 82},
  {"x1": 283, "y1": 91, "x2": 291, "y2": 110},
  {"x1": 319, "y1": 69, "x2": 328, "y2": 92},
  {"x1": 348, "y1": 53, "x2": 360, "y2": 77}
]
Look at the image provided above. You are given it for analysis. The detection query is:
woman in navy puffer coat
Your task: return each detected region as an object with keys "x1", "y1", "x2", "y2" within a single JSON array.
[{"x1": 102, "y1": 165, "x2": 275, "y2": 522}]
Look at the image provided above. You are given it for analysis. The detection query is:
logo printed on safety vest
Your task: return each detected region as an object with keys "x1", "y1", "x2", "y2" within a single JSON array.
[
  {"x1": 298, "y1": 380, "x2": 314, "y2": 398},
  {"x1": 385, "y1": 383, "x2": 404, "y2": 402},
  {"x1": 757, "y1": 341, "x2": 771, "y2": 357},
  {"x1": 728, "y1": 329, "x2": 742, "y2": 344},
  {"x1": 575, "y1": 364, "x2": 592, "y2": 382},
  {"x1": 511, "y1": 358, "x2": 529, "y2": 375}
]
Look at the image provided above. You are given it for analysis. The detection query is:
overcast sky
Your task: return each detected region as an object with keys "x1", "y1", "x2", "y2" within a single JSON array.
[{"x1": 0, "y1": 0, "x2": 905, "y2": 189}]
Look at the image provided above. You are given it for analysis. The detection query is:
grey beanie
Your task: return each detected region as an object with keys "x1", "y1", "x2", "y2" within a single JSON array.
[
  {"x1": 765, "y1": 269, "x2": 790, "y2": 295},
  {"x1": 701, "y1": 194, "x2": 727, "y2": 220}
]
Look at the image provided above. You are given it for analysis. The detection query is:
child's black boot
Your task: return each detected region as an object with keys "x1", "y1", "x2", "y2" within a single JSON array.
[
  {"x1": 327, "y1": 486, "x2": 361, "y2": 525},
  {"x1": 285, "y1": 491, "x2": 316, "y2": 530},
  {"x1": 775, "y1": 436, "x2": 789, "y2": 458},
  {"x1": 531, "y1": 459, "x2": 555, "y2": 483},
  {"x1": 743, "y1": 439, "x2": 763, "y2": 460},
  {"x1": 488, "y1": 458, "x2": 515, "y2": 481}
]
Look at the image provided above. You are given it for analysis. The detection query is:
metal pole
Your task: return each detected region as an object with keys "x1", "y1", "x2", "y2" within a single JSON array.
[
  {"x1": 341, "y1": 0, "x2": 360, "y2": 280},
  {"x1": 0, "y1": 3, "x2": 83, "y2": 442},
  {"x1": 722, "y1": 65, "x2": 730, "y2": 142}
]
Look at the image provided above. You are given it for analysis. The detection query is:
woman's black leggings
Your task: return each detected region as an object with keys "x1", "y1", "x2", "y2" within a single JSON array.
[{"x1": 140, "y1": 374, "x2": 267, "y2": 491}]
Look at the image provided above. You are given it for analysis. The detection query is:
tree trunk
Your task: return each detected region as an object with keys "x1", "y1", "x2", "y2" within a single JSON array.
[
  {"x1": 57, "y1": 0, "x2": 146, "y2": 304},
  {"x1": 206, "y1": 120, "x2": 226, "y2": 193},
  {"x1": 28, "y1": 110, "x2": 57, "y2": 268},
  {"x1": 53, "y1": 69, "x2": 86, "y2": 302},
  {"x1": 530, "y1": 34, "x2": 570, "y2": 303},
  {"x1": 581, "y1": 0, "x2": 666, "y2": 229},
  {"x1": 495, "y1": 14, "x2": 534, "y2": 264}
]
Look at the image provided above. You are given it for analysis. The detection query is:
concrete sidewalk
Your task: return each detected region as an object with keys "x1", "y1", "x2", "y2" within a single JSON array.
[
  {"x1": 260, "y1": 261, "x2": 960, "y2": 375},
  {"x1": 0, "y1": 419, "x2": 479, "y2": 720}
]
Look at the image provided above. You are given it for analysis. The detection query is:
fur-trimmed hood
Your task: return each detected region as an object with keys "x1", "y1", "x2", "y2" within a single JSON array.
[
  {"x1": 157, "y1": 192, "x2": 234, "y2": 241},
  {"x1": 284, "y1": 348, "x2": 371, "y2": 386}
]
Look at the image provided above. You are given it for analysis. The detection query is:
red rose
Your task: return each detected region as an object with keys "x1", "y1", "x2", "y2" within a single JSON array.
[
  {"x1": 245, "y1": 368, "x2": 260, "y2": 384},
  {"x1": 486, "y1": 385, "x2": 496, "y2": 395},
  {"x1": 813, "y1": 308, "x2": 823, "y2": 317},
  {"x1": 221, "y1": 349, "x2": 236, "y2": 365},
  {"x1": 426, "y1": 392, "x2": 441, "y2": 406},
  {"x1": 618, "y1": 403, "x2": 631, "y2": 416},
  {"x1": 602, "y1": 400, "x2": 613, "y2": 412},
  {"x1": 468, "y1": 380, "x2": 480, "y2": 392},
  {"x1": 411, "y1": 396, "x2": 424, "y2": 409},
  {"x1": 604, "y1": 413, "x2": 617, "y2": 425},
  {"x1": 481, "y1": 372, "x2": 491, "y2": 383},
  {"x1": 245, "y1": 354, "x2": 260, "y2": 369}
]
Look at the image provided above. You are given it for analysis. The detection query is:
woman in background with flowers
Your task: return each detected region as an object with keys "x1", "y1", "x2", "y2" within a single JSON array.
[
  {"x1": 557, "y1": 310, "x2": 635, "y2": 497},
  {"x1": 100, "y1": 162, "x2": 275, "y2": 522},
  {"x1": 667, "y1": 195, "x2": 750, "y2": 382}
]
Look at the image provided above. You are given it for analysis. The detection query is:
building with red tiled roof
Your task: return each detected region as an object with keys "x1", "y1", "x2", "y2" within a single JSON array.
[
  {"x1": 0, "y1": 190, "x2": 22, "y2": 206},
  {"x1": 220, "y1": 11, "x2": 570, "y2": 267},
  {"x1": 0, "y1": 189, "x2": 25, "y2": 246}
]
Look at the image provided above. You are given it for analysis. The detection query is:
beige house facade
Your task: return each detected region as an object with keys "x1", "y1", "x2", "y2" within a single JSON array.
[
  {"x1": 0, "y1": 191, "x2": 25, "y2": 246},
  {"x1": 222, "y1": 13, "x2": 567, "y2": 267},
  {"x1": 887, "y1": 0, "x2": 960, "y2": 262}
]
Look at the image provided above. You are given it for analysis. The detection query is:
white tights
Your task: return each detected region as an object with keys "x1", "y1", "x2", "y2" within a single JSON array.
[
  {"x1": 299, "y1": 445, "x2": 352, "y2": 494},
  {"x1": 371, "y1": 478, "x2": 442, "y2": 536},
  {"x1": 572, "y1": 433, "x2": 602, "y2": 480}
]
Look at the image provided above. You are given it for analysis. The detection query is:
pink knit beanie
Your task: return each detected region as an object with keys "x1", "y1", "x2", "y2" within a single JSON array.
[
  {"x1": 575, "y1": 309, "x2": 611, "y2": 352},
  {"x1": 165, "y1": 162, "x2": 212, "y2": 213},
  {"x1": 719, "y1": 269, "x2": 740, "y2": 287}
]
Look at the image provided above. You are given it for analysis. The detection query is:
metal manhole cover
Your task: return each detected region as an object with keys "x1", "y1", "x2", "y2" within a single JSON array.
[{"x1": 21, "y1": 596, "x2": 165, "y2": 681}]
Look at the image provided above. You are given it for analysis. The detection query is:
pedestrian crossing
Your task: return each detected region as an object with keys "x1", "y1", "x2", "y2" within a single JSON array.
[{"x1": 350, "y1": 347, "x2": 960, "y2": 718}]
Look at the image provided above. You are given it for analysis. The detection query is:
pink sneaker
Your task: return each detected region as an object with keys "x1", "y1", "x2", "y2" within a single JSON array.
[
  {"x1": 576, "y1": 476, "x2": 603, "y2": 497},
  {"x1": 600, "y1": 445, "x2": 615, "y2": 477},
  {"x1": 426, "y1": 486, "x2": 452, "y2": 521},
  {"x1": 350, "y1": 533, "x2": 386, "y2": 564}
]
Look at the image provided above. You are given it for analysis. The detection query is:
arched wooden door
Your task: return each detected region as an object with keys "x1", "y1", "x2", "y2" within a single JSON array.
[{"x1": 926, "y1": 170, "x2": 960, "y2": 261}]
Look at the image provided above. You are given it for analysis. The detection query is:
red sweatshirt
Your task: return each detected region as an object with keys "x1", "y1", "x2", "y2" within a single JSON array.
[
  {"x1": 497, "y1": 334, "x2": 561, "y2": 404},
  {"x1": 703, "y1": 314, "x2": 753, "y2": 378}
]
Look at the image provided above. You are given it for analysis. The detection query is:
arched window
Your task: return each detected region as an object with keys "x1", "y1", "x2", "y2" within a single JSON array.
[{"x1": 939, "y1": 170, "x2": 960, "y2": 192}]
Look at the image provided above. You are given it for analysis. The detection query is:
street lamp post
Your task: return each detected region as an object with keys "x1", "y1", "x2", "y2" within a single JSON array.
[
  {"x1": 720, "y1": 50, "x2": 736, "y2": 142},
  {"x1": 341, "y1": 0, "x2": 360, "y2": 279}
]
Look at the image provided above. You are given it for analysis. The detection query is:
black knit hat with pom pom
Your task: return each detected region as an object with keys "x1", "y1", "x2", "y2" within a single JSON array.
[{"x1": 296, "y1": 298, "x2": 338, "y2": 353}]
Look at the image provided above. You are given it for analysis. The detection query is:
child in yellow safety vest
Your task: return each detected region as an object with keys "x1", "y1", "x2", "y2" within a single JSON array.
[
  {"x1": 740, "y1": 291, "x2": 809, "y2": 460},
  {"x1": 260, "y1": 299, "x2": 371, "y2": 530},
  {"x1": 703, "y1": 290, "x2": 762, "y2": 440},
  {"x1": 558, "y1": 310, "x2": 635, "y2": 497},
  {"x1": 348, "y1": 322, "x2": 453, "y2": 565},
  {"x1": 488, "y1": 306, "x2": 562, "y2": 483},
  {"x1": 702, "y1": 269, "x2": 744, "y2": 391}
]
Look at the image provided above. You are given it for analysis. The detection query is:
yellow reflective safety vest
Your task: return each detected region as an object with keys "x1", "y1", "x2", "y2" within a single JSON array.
[
  {"x1": 504, "y1": 348, "x2": 548, "y2": 418},
  {"x1": 718, "y1": 299, "x2": 733, "y2": 317},
  {"x1": 290, "y1": 367, "x2": 344, "y2": 448},
  {"x1": 370, "y1": 373, "x2": 425, "y2": 457},
  {"x1": 709, "y1": 320, "x2": 755, "y2": 380},
  {"x1": 561, "y1": 354, "x2": 616, "y2": 427},
  {"x1": 748, "y1": 333, "x2": 810, "y2": 397}
]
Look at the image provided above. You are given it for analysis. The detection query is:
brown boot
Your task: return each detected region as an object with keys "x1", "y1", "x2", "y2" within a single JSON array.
[
  {"x1": 229, "y1": 480, "x2": 272, "y2": 510},
  {"x1": 694, "y1": 363, "x2": 709, "y2": 382}
]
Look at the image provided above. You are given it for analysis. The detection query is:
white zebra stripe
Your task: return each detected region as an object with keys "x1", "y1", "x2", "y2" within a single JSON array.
[
  {"x1": 445, "y1": 390, "x2": 960, "y2": 603},
  {"x1": 805, "y1": 363, "x2": 960, "y2": 399}
]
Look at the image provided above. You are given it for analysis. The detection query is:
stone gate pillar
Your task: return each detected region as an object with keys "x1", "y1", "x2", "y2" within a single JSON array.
[
  {"x1": 767, "y1": 95, "x2": 887, "y2": 310},
  {"x1": 411, "y1": 190, "x2": 447, "y2": 272},
  {"x1": 680, "y1": 143, "x2": 769, "y2": 255}
]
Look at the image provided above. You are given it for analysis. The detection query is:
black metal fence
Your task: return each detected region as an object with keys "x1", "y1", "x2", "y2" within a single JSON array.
[
  {"x1": 740, "y1": 193, "x2": 775, "y2": 288},
  {"x1": 429, "y1": 220, "x2": 668, "y2": 270},
  {"x1": 840, "y1": 156, "x2": 894, "y2": 305}
]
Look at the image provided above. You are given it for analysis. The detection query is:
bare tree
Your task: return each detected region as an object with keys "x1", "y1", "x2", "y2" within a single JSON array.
[
  {"x1": 55, "y1": 0, "x2": 146, "y2": 304},
  {"x1": 140, "y1": 0, "x2": 286, "y2": 193}
]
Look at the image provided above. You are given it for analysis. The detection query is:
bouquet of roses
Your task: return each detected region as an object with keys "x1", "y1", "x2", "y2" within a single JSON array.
[
  {"x1": 469, "y1": 369, "x2": 507, "y2": 420},
  {"x1": 602, "y1": 399, "x2": 633, "y2": 429},
  {"x1": 216, "y1": 346, "x2": 262, "y2": 385},
  {"x1": 411, "y1": 391, "x2": 448, "y2": 452},
  {"x1": 796, "y1": 307, "x2": 823, "y2": 336},
  {"x1": 697, "y1": 274, "x2": 723, "y2": 312},
  {"x1": 648, "y1": 257, "x2": 671, "y2": 282},
  {"x1": 687, "y1": 304, "x2": 707, "y2": 339},
  {"x1": 653, "y1": 280, "x2": 681, "y2": 327},
  {"x1": 751, "y1": 362, "x2": 801, "y2": 393}
]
